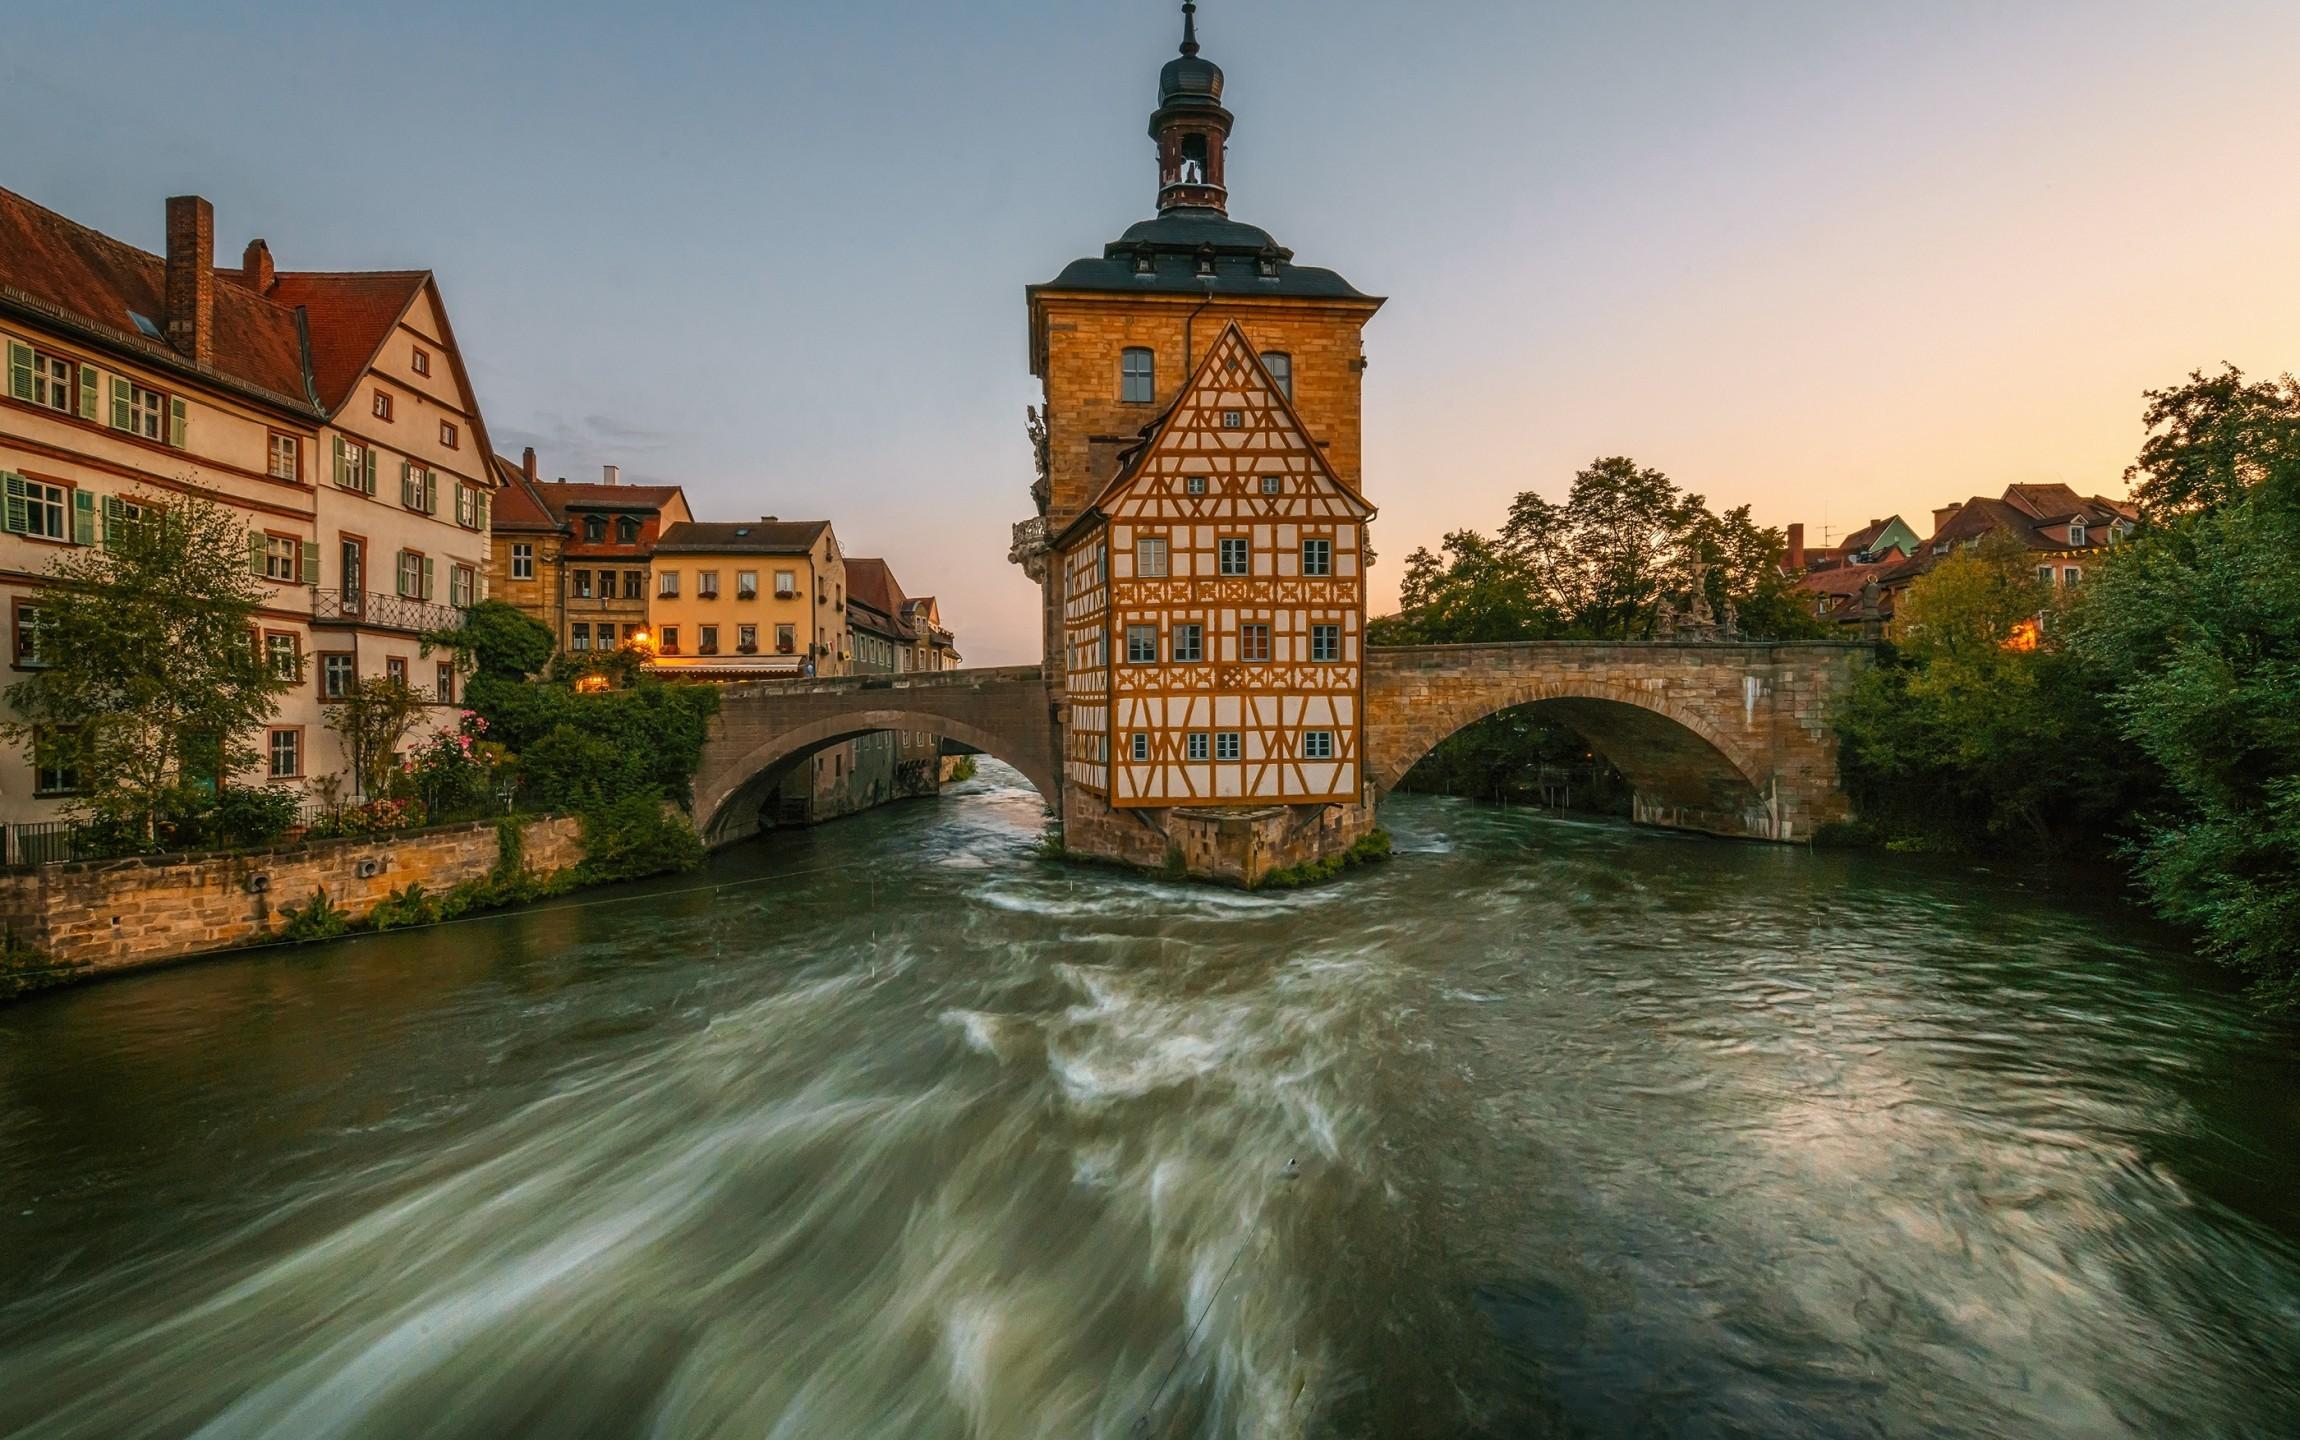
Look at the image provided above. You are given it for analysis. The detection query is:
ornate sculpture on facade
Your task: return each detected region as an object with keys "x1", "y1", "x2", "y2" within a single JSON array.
[
  {"x1": 1008, "y1": 517, "x2": 1049, "y2": 583},
  {"x1": 1653, "y1": 595, "x2": 1679, "y2": 640},
  {"x1": 1025, "y1": 406, "x2": 1051, "y2": 514}
]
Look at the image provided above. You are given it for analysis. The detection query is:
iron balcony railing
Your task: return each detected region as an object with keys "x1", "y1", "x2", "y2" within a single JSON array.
[{"x1": 312, "y1": 588, "x2": 469, "y2": 634}]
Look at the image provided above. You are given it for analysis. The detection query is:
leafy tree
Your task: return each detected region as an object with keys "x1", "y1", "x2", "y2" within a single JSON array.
[
  {"x1": 3, "y1": 493, "x2": 291, "y2": 844},
  {"x1": 324, "y1": 676, "x2": 428, "y2": 799},
  {"x1": 456, "y1": 599, "x2": 556, "y2": 682},
  {"x1": 2125, "y1": 365, "x2": 2300, "y2": 518}
]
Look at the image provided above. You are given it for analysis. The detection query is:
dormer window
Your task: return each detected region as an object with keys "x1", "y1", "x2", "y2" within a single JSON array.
[
  {"x1": 2068, "y1": 519, "x2": 2087, "y2": 546},
  {"x1": 616, "y1": 516, "x2": 639, "y2": 544},
  {"x1": 583, "y1": 515, "x2": 605, "y2": 543},
  {"x1": 1257, "y1": 246, "x2": 1280, "y2": 279},
  {"x1": 1195, "y1": 244, "x2": 1216, "y2": 277},
  {"x1": 1133, "y1": 246, "x2": 1156, "y2": 276}
]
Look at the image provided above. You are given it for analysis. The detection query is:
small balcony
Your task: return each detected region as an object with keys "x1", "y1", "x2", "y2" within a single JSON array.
[{"x1": 313, "y1": 588, "x2": 467, "y2": 634}]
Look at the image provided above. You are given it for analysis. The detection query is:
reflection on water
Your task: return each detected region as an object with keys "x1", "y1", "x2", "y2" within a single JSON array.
[{"x1": 2, "y1": 764, "x2": 2298, "y2": 1439}]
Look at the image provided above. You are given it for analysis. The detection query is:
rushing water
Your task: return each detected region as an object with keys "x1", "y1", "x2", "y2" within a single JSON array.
[{"x1": 3, "y1": 764, "x2": 2299, "y2": 1439}]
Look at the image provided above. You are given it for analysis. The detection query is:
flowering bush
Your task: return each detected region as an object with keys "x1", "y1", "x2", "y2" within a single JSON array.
[
  {"x1": 401, "y1": 711, "x2": 506, "y2": 820},
  {"x1": 306, "y1": 796, "x2": 426, "y2": 838}
]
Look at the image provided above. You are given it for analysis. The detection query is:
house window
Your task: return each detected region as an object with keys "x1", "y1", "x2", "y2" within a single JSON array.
[
  {"x1": 776, "y1": 623, "x2": 796, "y2": 654},
  {"x1": 1137, "y1": 535, "x2": 1168, "y2": 577},
  {"x1": 657, "y1": 570, "x2": 679, "y2": 597},
  {"x1": 401, "y1": 464, "x2": 431, "y2": 511},
  {"x1": 1215, "y1": 732, "x2": 1240, "y2": 761},
  {"x1": 616, "y1": 516, "x2": 639, "y2": 544},
  {"x1": 1311, "y1": 624, "x2": 1340, "y2": 662},
  {"x1": 7, "y1": 477, "x2": 70, "y2": 540},
  {"x1": 1126, "y1": 624, "x2": 1158, "y2": 663},
  {"x1": 1173, "y1": 623, "x2": 1203, "y2": 662},
  {"x1": 572, "y1": 569, "x2": 593, "y2": 599},
  {"x1": 2037, "y1": 565, "x2": 2055, "y2": 586},
  {"x1": 1130, "y1": 733, "x2": 1150, "y2": 762},
  {"x1": 265, "y1": 633, "x2": 300, "y2": 683},
  {"x1": 1120, "y1": 347, "x2": 1154, "y2": 403},
  {"x1": 622, "y1": 570, "x2": 644, "y2": 600},
  {"x1": 32, "y1": 728, "x2": 82, "y2": 795},
  {"x1": 737, "y1": 570, "x2": 758, "y2": 600},
  {"x1": 371, "y1": 390, "x2": 393, "y2": 421},
  {"x1": 1221, "y1": 410, "x2": 1243, "y2": 429},
  {"x1": 1185, "y1": 476, "x2": 1208, "y2": 496},
  {"x1": 2069, "y1": 519, "x2": 2087, "y2": 546},
  {"x1": 775, "y1": 569, "x2": 798, "y2": 598},
  {"x1": 127, "y1": 383, "x2": 166, "y2": 440},
  {"x1": 659, "y1": 625, "x2": 680, "y2": 654},
  {"x1": 1303, "y1": 730, "x2": 1334, "y2": 760},
  {"x1": 396, "y1": 550, "x2": 424, "y2": 598},
  {"x1": 436, "y1": 662, "x2": 454, "y2": 703},
  {"x1": 1261, "y1": 475, "x2": 1281, "y2": 495},
  {"x1": 269, "y1": 433, "x2": 301, "y2": 481},
  {"x1": 1263, "y1": 352, "x2": 1291, "y2": 397},
  {"x1": 263, "y1": 534, "x2": 300, "y2": 580},
  {"x1": 698, "y1": 570, "x2": 720, "y2": 599},
  {"x1": 267, "y1": 727, "x2": 301, "y2": 779},
  {"x1": 455, "y1": 484, "x2": 479, "y2": 527},
  {"x1": 1219, "y1": 537, "x2": 1249, "y2": 575},
  {"x1": 2063, "y1": 566, "x2": 2082, "y2": 588},
  {"x1": 386, "y1": 656, "x2": 409, "y2": 683},
  {"x1": 512, "y1": 543, "x2": 535, "y2": 580},
  {"x1": 699, "y1": 624, "x2": 719, "y2": 654},
  {"x1": 1186, "y1": 732, "x2": 1210, "y2": 761},
  {"x1": 439, "y1": 420, "x2": 459, "y2": 450},
  {"x1": 450, "y1": 565, "x2": 475, "y2": 608},
  {"x1": 1302, "y1": 538, "x2": 1332, "y2": 576},
  {"x1": 1240, "y1": 624, "x2": 1270, "y2": 662},
  {"x1": 583, "y1": 515, "x2": 605, "y2": 543},
  {"x1": 738, "y1": 623, "x2": 757, "y2": 652},
  {"x1": 570, "y1": 623, "x2": 590, "y2": 652},
  {"x1": 14, "y1": 603, "x2": 54, "y2": 668},
  {"x1": 598, "y1": 623, "x2": 616, "y2": 646},
  {"x1": 321, "y1": 653, "x2": 354, "y2": 698},
  {"x1": 411, "y1": 347, "x2": 430, "y2": 376},
  {"x1": 23, "y1": 349, "x2": 73, "y2": 412}
]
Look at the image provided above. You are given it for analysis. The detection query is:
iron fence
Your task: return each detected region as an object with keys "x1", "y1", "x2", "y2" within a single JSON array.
[{"x1": 311, "y1": 589, "x2": 469, "y2": 635}]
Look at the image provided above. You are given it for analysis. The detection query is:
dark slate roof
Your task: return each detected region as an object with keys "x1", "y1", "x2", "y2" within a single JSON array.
[
  {"x1": 654, "y1": 520, "x2": 828, "y2": 555},
  {"x1": 1034, "y1": 207, "x2": 1373, "y2": 300}
]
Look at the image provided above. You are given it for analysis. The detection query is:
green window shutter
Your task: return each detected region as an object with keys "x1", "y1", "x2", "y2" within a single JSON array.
[
  {"x1": 477, "y1": 492, "x2": 491, "y2": 533},
  {"x1": 72, "y1": 490, "x2": 95, "y2": 546},
  {"x1": 102, "y1": 496, "x2": 124, "y2": 547},
  {"x1": 300, "y1": 541, "x2": 320, "y2": 585},
  {"x1": 332, "y1": 436, "x2": 347, "y2": 487},
  {"x1": 76, "y1": 364, "x2": 98, "y2": 421},
  {"x1": 248, "y1": 531, "x2": 269, "y2": 579},
  {"x1": 425, "y1": 470, "x2": 438, "y2": 515},
  {"x1": 168, "y1": 397, "x2": 187, "y2": 448},
  {"x1": 2, "y1": 474, "x2": 28, "y2": 535},
  {"x1": 5, "y1": 343, "x2": 30, "y2": 402},
  {"x1": 363, "y1": 447, "x2": 378, "y2": 496},
  {"x1": 399, "y1": 459, "x2": 414, "y2": 507},
  {"x1": 110, "y1": 378, "x2": 131, "y2": 430},
  {"x1": 422, "y1": 557, "x2": 436, "y2": 600}
]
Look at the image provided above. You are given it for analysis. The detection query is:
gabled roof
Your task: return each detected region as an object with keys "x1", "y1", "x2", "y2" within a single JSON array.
[
  {"x1": 261, "y1": 269, "x2": 428, "y2": 412},
  {"x1": 488, "y1": 454, "x2": 563, "y2": 533},
  {"x1": 843, "y1": 557, "x2": 909, "y2": 624},
  {"x1": 0, "y1": 184, "x2": 312, "y2": 408},
  {"x1": 527, "y1": 480, "x2": 689, "y2": 519},
  {"x1": 654, "y1": 520, "x2": 829, "y2": 555}
]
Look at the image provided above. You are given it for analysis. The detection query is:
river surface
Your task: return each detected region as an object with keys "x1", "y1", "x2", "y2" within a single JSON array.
[{"x1": 3, "y1": 764, "x2": 2299, "y2": 1439}]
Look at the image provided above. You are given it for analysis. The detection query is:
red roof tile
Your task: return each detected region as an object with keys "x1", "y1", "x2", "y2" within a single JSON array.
[{"x1": 263, "y1": 270, "x2": 427, "y2": 412}]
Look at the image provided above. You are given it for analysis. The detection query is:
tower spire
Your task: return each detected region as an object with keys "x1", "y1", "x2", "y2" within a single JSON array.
[
  {"x1": 1152, "y1": 1, "x2": 1231, "y2": 213},
  {"x1": 1181, "y1": 2, "x2": 1200, "y2": 57}
]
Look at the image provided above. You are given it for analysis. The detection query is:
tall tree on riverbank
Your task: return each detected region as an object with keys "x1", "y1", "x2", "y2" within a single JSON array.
[{"x1": 3, "y1": 493, "x2": 290, "y2": 844}]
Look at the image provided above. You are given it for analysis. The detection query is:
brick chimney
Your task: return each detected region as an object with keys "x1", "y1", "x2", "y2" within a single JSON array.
[
  {"x1": 522, "y1": 446, "x2": 538, "y2": 481},
  {"x1": 602, "y1": 464, "x2": 620, "y2": 486},
  {"x1": 1933, "y1": 502, "x2": 1962, "y2": 533},
  {"x1": 241, "y1": 238, "x2": 275, "y2": 295},
  {"x1": 1786, "y1": 522, "x2": 1806, "y2": 572},
  {"x1": 164, "y1": 196, "x2": 214, "y2": 365}
]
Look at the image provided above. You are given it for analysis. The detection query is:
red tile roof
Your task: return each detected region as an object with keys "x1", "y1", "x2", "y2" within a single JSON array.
[
  {"x1": 526, "y1": 480, "x2": 689, "y2": 521},
  {"x1": 262, "y1": 269, "x2": 428, "y2": 412},
  {"x1": 0, "y1": 184, "x2": 311, "y2": 407},
  {"x1": 843, "y1": 557, "x2": 907, "y2": 621},
  {"x1": 489, "y1": 454, "x2": 562, "y2": 533},
  {"x1": 654, "y1": 520, "x2": 829, "y2": 555}
]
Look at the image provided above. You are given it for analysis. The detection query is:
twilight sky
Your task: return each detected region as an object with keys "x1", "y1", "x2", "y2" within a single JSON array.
[{"x1": 9, "y1": 0, "x2": 2297, "y2": 664}]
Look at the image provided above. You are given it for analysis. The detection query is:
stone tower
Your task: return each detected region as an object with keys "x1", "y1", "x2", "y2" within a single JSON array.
[{"x1": 1015, "y1": 3, "x2": 1386, "y2": 882}]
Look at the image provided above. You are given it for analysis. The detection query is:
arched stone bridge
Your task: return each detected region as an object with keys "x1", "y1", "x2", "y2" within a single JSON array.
[{"x1": 690, "y1": 642, "x2": 1869, "y2": 847}]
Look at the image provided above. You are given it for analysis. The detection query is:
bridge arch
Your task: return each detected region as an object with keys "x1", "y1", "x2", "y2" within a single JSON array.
[
  {"x1": 1367, "y1": 674, "x2": 1782, "y2": 840},
  {"x1": 693, "y1": 706, "x2": 1058, "y2": 847}
]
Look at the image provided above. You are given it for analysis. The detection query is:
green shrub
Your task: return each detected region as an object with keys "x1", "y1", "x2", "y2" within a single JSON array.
[
  {"x1": 1254, "y1": 828, "x2": 1393, "y2": 891},
  {"x1": 576, "y1": 794, "x2": 705, "y2": 883},
  {"x1": 945, "y1": 755, "x2": 978, "y2": 783},
  {"x1": 277, "y1": 887, "x2": 352, "y2": 943},
  {"x1": 206, "y1": 786, "x2": 300, "y2": 848},
  {"x1": 369, "y1": 882, "x2": 439, "y2": 931},
  {"x1": 0, "y1": 930, "x2": 81, "y2": 1000}
]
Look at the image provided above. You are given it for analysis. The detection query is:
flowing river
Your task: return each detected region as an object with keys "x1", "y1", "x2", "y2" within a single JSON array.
[{"x1": 3, "y1": 764, "x2": 2298, "y2": 1439}]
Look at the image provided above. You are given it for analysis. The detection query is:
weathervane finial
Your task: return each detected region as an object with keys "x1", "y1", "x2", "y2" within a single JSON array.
[{"x1": 1180, "y1": 2, "x2": 1200, "y2": 57}]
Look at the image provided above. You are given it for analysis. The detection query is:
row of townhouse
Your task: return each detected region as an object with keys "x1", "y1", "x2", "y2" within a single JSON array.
[
  {"x1": 481, "y1": 455, "x2": 961, "y2": 824},
  {"x1": 0, "y1": 188, "x2": 498, "y2": 844},
  {"x1": 1785, "y1": 483, "x2": 2139, "y2": 626}
]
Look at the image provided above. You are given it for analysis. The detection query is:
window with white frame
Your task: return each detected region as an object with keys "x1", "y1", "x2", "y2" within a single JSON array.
[
  {"x1": 512, "y1": 543, "x2": 534, "y2": 580},
  {"x1": 658, "y1": 570, "x2": 679, "y2": 597},
  {"x1": 2063, "y1": 566, "x2": 2082, "y2": 588},
  {"x1": 736, "y1": 570, "x2": 758, "y2": 600},
  {"x1": 2069, "y1": 519, "x2": 2088, "y2": 546},
  {"x1": 1311, "y1": 624, "x2": 1340, "y2": 662},
  {"x1": 699, "y1": 624, "x2": 719, "y2": 654},
  {"x1": 321, "y1": 653, "x2": 354, "y2": 698},
  {"x1": 15, "y1": 604, "x2": 54, "y2": 667},
  {"x1": 1215, "y1": 732, "x2": 1240, "y2": 761},
  {"x1": 1260, "y1": 475, "x2": 1281, "y2": 495},
  {"x1": 1126, "y1": 625, "x2": 1158, "y2": 663},
  {"x1": 263, "y1": 534, "x2": 299, "y2": 581},
  {"x1": 1120, "y1": 347, "x2": 1154, "y2": 403},
  {"x1": 450, "y1": 565, "x2": 474, "y2": 608},
  {"x1": 1130, "y1": 733, "x2": 1149, "y2": 761},
  {"x1": 1302, "y1": 730, "x2": 1334, "y2": 760},
  {"x1": 127, "y1": 383, "x2": 165, "y2": 440},
  {"x1": 2037, "y1": 565, "x2": 2054, "y2": 586},
  {"x1": 267, "y1": 727, "x2": 301, "y2": 778},
  {"x1": 1218, "y1": 537, "x2": 1249, "y2": 575},
  {"x1": 265, "y1": 633, "x2": 300, "y2": 683},
  {"x1": 1185, "y1": 475, "x2": 1207, "y2": 495},
  {"x1": 396, "y1": 550, "x2": 423, "y2": 598},
  {"x1": 1262, "y1": 352, "x2": 1291, "y2": 397},
  {"x1": 1173, "y1": 623, "x2": 1203, "y2": 662},
  {"x1": 698, "y1": 570, "x2": 720, "y2": 599},
  {"x1": 1186, "y1": 732, "x2": 1210, "y2": 761},
  {"x1": 8, "y1": 477, "x2": 69, "y2": 540},
  {"x1": 570, "y1": 623, "x2": 590, "y2": 651},
  {"x1": 436, "y1": 662, "x2": 453, "y2": 703},
  {"x1": 455, "y1": 484, "x2": 479, "y2": 527},
  {"x1": 775, "y1": 569, "x2": 798, "y2": 597},
  {"x1": 1302, "y1": 538, "x2": 1332, "y2": 576},
  {"x1": 1136, "y1": 534, "x2": 1168, "y2": 577},
  {"x1": 269, "y1": 433, "x2": 300, "y2": 481},
  {"x1": 25, "y1": 349, "x2": 73, "y2": 412},
  {"x1": 738, "y1": 623, "x2": 757, "y2": 652}
]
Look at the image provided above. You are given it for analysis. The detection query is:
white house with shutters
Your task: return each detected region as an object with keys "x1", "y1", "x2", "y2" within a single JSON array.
[{"x1": 0, "y1": 186, "x2": 502, "y2": 849}]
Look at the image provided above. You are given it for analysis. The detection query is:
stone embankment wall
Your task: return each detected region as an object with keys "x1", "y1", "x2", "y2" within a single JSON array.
[{"x1": 0, "y1": 816, "x2": 582, "y2": 980}]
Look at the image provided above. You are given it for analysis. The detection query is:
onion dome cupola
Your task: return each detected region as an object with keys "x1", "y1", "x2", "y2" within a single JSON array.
[{"x1": 1152, "y1": 3, "x2": 1234, "y2": 215}]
